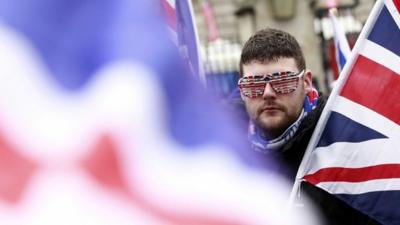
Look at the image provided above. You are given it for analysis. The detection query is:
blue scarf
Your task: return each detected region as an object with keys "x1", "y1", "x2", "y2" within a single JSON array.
[{"x1": 249, "y1": 89, "x2": 319, "y2": 153}]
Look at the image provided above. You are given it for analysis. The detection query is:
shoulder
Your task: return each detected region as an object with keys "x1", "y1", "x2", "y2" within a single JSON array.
[
  {"x1": 283, "y1": 93, "x2": 327, "y2": 150},
  {"x1": 302, "y1": 93, "x2": 327, "y2": 126},
  {"x1": 278, "y1": 93, "x2": 327, "y2": 178}
]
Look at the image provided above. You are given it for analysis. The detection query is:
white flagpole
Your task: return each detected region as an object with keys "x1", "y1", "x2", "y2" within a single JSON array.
[{"x1": 288, "y1": 0, "x2": 385, "y2": 208}]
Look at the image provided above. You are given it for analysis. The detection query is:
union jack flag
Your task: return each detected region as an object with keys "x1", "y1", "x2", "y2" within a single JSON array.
[
  {"x1": 293, "y1": 0, "x2": 400, "y2": 224},
  {"x1": 329, "y1": 8, "x2": 351, "y2": 74}
]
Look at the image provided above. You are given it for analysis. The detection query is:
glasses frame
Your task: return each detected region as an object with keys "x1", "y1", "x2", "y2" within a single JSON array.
[{"x1": 238, "y1": 70, "x2": 305, "y2": 98}]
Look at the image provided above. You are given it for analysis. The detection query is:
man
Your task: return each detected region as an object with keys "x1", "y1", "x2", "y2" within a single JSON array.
[
  {"x1": 238, "y1": 28, "x2": 323, "y2": 180},
  {"x1": 237, "y1": 28, "x2": 380, "y2": 225}
]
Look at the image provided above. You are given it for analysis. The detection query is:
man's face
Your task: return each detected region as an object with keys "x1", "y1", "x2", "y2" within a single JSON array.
[{"x1": 241, "y1": 58, "x2": 312, "y2": 138}]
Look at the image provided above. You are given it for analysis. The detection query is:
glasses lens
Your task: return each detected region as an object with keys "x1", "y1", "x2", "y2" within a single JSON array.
[
  {"x1": 239, "y1": 70, "x2": 304, "y2": 98},
  {"x1": 238, "y1": 76, "x2": 266, "y2": 98},
  {"x1": 270, "y1": 76, "x2": 300, "y2": 94},
  {"x1": 240, "y1": 84, "x2": 265, "y2": 98}
]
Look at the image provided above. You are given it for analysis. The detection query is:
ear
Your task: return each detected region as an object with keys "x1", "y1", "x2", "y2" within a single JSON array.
[{"x1": 303, "y1": 70, "x2": 313, "y2": 93}]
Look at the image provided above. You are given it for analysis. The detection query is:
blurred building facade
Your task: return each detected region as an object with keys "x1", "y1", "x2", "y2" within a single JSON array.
[{"x1": 192, "y1": 0, "x2": 376, "y2": 96}]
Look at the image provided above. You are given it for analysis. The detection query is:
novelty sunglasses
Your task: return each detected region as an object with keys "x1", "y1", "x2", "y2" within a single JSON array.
[{"x1": 238, "y1": 70, "x2": 305, "y2": 98}]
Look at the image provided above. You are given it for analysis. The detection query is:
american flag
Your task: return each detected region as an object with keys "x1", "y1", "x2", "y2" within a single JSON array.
[
  {"x1": 0, "y1": 0, "x2": 318, "y2": 224},
  {"x1": 293, "y1": 0, "x2": 400, "y2": 224}
]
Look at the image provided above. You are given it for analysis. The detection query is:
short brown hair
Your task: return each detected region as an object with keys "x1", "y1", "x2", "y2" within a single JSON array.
[{"x1": 239, "y1": 28, "x2": 306, "y2": 76}]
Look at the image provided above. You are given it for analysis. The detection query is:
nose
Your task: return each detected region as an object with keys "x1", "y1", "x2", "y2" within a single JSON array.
[{"x1": 262, "y1": 83, "x2": 277, "y2": 99}]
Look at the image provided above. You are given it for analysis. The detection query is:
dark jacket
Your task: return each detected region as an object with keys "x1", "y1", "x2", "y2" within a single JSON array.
[
  {"x1": 276, "y1": 95, "x2": 381, "y2": 225},
  {"x1": 274, "y1": 95, "x2": 327, "y2": 180},
  {"x1": 229, "y1": 91, "x2": 381, "y2": 225}
]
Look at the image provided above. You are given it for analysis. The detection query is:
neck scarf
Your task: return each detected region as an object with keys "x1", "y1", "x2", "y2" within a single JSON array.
[{"x1": 249, "y1": 89, "x2": 319, "y2": 154}]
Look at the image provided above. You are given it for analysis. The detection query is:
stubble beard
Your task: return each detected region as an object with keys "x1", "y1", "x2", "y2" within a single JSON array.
[{"x1": 256, "y1": 108, "x2": 289, "y2": 139}]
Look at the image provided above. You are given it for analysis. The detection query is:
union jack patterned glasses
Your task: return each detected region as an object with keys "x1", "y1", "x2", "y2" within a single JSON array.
[{"x1": 238, "y1": 70, "x2": 305, "y2": 98}]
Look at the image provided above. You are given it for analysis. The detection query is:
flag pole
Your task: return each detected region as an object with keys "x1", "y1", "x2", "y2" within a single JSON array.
[{"x1": 288, "y1": 0, "x2": 385, "y2": 209}]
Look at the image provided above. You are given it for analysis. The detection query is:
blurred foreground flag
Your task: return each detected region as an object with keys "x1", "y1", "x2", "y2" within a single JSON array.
[
  {"x1": 0, "y1": 0, "x2": 318, "y2": 224},
  {"x1": 295, "y1": 0, "x2": 400, "y2": 224}
]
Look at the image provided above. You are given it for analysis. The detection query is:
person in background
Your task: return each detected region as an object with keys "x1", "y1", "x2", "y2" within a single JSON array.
[{"x1": 236, "y1": 28, "x2": 380, "y2": 225}]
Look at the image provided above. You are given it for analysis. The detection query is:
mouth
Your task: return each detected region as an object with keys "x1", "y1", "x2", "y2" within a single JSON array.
[
  {"x1": 261, "y1": 106, "x2": 281, "y2": 113},
  {"x1": 263, "y1": 108, "x2": 279, "y2": 113}
]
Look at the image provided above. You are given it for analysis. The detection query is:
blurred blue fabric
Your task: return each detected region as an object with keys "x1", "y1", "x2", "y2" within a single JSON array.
[{"x1": 0, "y1": 0, "x2": 273, "y2": 170}]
